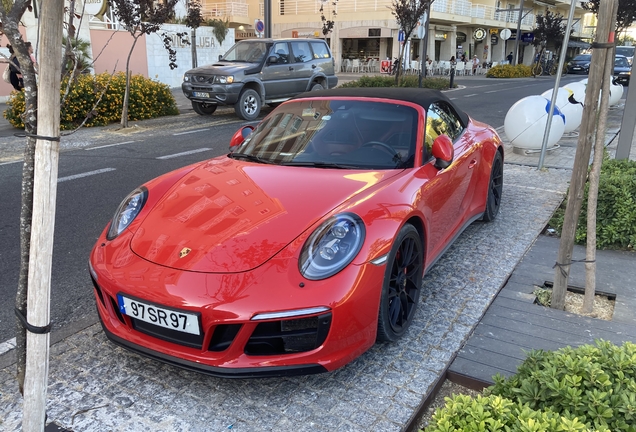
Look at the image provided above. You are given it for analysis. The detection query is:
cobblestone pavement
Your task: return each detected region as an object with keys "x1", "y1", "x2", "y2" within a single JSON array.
[
  {"x1": 0, "y1": 163, "x2": 572, "y2": 431},
  {"x1": 1, "y1": 85, "x2": 634, "y2": 431}
]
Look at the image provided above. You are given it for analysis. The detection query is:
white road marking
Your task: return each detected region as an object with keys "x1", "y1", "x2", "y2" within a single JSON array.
[
  {"x1": 449, "y1": 97, "x2": 458, "y2": 100},
  {"x1": 0, "y1": 160, "x2": 21, "y2": 166},
  {"x1": 156, "y1": 148, "x2": 211, "y2": 160},
  {"x1": 464, "y1": 94, "x2": 478, "y2": 97},
  {"x1": 485, "y1": 90, "x2": 499, "y2": 93},
  {"x1": 173, "y1": 128, "x2": 211, "y2": 136},
  {"x1": 495, "y1": 126, "x2": 505, "y2": 133},
  {"x1": 85, "y1": 141, "x2": 136, "y2": 150},
  {"x1": 58, "y1": 168, "x2": 116, "y2": 183},
  {"x1": 0, "y1": 337, "x2": 16, "y2": 355}
]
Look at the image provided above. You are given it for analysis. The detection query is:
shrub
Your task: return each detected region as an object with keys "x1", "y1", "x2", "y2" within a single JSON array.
[
  {"x1": 425, "y1": 340, "x2": 636, "y2": 432},
  {"x1": 486, "y1": 64, "x2": 533, "y2": 78},
  {"x1": 339, "y1": 74, "x2": 453, "y2": 89},
  {"x1": 426, "y1": 393, "x2": 600, "y2": 432},
  {"x1": 4, "y1": 72, "x2": 179, "y2": 130},
  {"x1": 550, "y1": 158, "x2": 636, "y2": 249}
]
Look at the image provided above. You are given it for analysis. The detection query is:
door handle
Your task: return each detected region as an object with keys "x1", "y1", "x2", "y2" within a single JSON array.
[
  {"x1": 312, "y1": 64, "x2": 317, "y2": 69},
  {"x1": 289, "y1": 67, "x2": 294, "y2": 71},
  {"x1": 468, "y1": 159, "x2": 477, "y2": 169}
]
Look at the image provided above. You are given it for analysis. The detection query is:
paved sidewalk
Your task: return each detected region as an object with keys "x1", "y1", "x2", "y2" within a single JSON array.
[{"x1": 1, "y1": 79, "x2": 635, "y2": 431}]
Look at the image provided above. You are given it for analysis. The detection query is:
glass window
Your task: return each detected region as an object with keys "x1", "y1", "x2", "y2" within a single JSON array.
[
  {"x1": 310, "y1": 41, "x2": 331, "y2": 59},
  {"x1": 425, "y1": 102, "x2": 464, "y2": 151},
  {"x1": 233, "y1": 100, "x2": 418, "y2": 169},
  {"x1": 291, "y1": 41, "x2": 312, "y2": 63},
  {"x1": 271, "y1": 42, "x2": 290, "y2": 64},
  {"x1": 223, "y1": 41, "x2": 268, "y2": 62}
]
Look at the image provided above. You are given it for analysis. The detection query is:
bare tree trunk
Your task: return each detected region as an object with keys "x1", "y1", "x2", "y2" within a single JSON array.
[
  {"x1": 121, "y1": 35, "x2": 140, "y2": 128},
  {"x1": 191, "y1": 28, "x2": 198, "y2": 68},
  {"x1": 0, "y1": 3, "x2": 40, "y2": 396},
  {"x1": 551, "y1": 0, "x2": 617, "y2": 310},
  {"x1": 22, "y1": 0, "x2": 64, "y2": 429},
  {"x1": 61, "y1": 0, "x2": 77, "y2": 77},
  {"x1": 583, "y1": 45, "x2": 616, "y2": 313}
]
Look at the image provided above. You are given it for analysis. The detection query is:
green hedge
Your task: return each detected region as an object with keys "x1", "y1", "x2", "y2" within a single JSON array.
[
  {"x1": 425, "y1": 341, "x2": 636, "y2": 432},
  {"x1": 550, "y1": 158, "x2": 636, "y2": 249},
  {"x1": 339, "y1": 74, "x2": 453, "y2": 90},
  {"x1": 4, "y1": 72, "x2": 179, "y2": 130},
  {"x1": 486, "y1": 64, "x2": 533, "y2": 78}
]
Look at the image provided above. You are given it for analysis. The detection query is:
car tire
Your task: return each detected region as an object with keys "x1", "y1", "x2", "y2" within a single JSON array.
[
  {"x1": 311, "y1": 83, "x2": 324, "y2": 91},
  {"x1": 234, "y1": 89, "x2": 261, "y2": 121},
  {"x1": 376, "y1": 224, "x2": 423, "y2": 343},
  {"x1": 192, "y1": 101, "x2": 217, "y2": 115},
  {"x1": 482, "y1": 151, "x2": 503, "y2": 222}
]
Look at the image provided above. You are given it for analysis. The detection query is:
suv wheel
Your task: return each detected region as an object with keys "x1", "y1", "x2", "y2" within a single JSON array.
[
  {"x1": 311, "y1": 83, "x2": 324, "y2": 91},
  {"x1": 192, "y1": 101, "x2": 217, "y2": 115},
  {"x1": 235, "y1": 89, "x2": 261, "y2": 121}
]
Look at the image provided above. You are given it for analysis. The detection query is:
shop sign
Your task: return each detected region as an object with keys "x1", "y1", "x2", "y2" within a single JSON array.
[
  {"x1": 291, "y1": 30, "x2": 320, "y2": 38},
  {"x1": 491, "y1": 34, "x2": 499, "y2": 45},
  {"x1": 521, "y1": 32, "x2": 534, "y2": 43},
  {"x1": 85, "y1": 0, "x2": 108, "y2": 16},
  {"x1": 473, "y1": 28, "x2": 487, "y2": 41},
  {"x1": 456, "y1": 32, "x2": 467, "y2": 43},
  {"x1": 489, "y1": 28, "x2": 499, "y2": 34},
  {"x1": 435, "y1": 33, "x2": 447, "y2": 40}
]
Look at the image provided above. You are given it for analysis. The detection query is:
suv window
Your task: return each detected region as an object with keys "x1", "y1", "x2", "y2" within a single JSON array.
[
  {"x1": 291, "y1": 41, "x2": 312, "y2": 63},
  {"x1": 310, "y1": 41, "x2": 331, "y2": 59},
  {"x1": 272, "y1": 42, "x2": 290, "y2": 64}
]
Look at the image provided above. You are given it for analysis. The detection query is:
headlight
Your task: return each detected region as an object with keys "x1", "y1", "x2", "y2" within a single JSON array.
[
  {"x1": 183, "y1": 74, "x2": 190, "y2": 82},
  {"x1": 299, "y1": 213, "x2": 365, "y2": 280},
  {"x1": 619, "y1": 71, "x2": 631, "y2": 76},
  {"x1": 214, "y1": 75, "x2": 234, "y2": 84},
  {"x1": 107, "y1": 187, "x2": 148, "y2": 240}
]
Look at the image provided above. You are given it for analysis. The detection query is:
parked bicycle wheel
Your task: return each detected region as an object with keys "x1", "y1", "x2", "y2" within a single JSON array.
[{"x1": 531, "y1": 63, "x2": 543, "y2": 77}]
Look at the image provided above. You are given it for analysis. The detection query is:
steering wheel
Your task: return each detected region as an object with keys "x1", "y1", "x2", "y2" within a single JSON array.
[{"x1": 361, "y1": 141, "x2": 400, "y2": 159}]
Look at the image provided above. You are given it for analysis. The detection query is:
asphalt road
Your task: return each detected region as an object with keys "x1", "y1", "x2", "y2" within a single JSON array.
[{"x1": 0, "y1": 74, "x2": 601, "y2": 344}]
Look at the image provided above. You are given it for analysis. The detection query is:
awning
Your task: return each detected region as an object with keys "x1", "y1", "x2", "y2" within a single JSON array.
[{"x1": 568, "y1": 40, "x2": 591, "y2": 49}]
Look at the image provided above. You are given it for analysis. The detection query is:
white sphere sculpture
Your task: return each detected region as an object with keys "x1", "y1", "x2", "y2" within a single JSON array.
[
  {"x1": 563, "y1": 82, "x2": 586, "y2": 105},
  {"x1": 504, "y1": 96, "x2": 566, "y2": 149},
  {"x1": 608, "y1": 82, "x2": 623, "y2": 106},
  {"x1": 542, "y1": 88, "x2": 582, "y2": 134}
]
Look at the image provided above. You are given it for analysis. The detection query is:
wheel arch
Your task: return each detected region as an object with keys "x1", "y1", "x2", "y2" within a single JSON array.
[{"x1": 241, "y1": 80, "x2": 265, "y2": 103}]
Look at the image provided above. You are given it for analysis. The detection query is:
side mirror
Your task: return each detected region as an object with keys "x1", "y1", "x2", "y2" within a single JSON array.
[
  {"x1": 229, "y1": 125, "x2": 255, "y2": 150},
  {"x1": 432, "y1": 135, "x2": 454, "y2": 169},
  {"x1": 218, "y1": 54, "x2": 223, "y2": 61},
  {"x1": 267, "y1": 55, "x2": 279, "y2": 64}
]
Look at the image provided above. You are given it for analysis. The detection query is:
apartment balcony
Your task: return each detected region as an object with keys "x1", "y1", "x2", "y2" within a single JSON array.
[
  {"x1": 471, "y1": 4, "x2": 535, "y2": 28},
  {"x1": 201, "y1": 2, "x2": 250, "y2": 24}
]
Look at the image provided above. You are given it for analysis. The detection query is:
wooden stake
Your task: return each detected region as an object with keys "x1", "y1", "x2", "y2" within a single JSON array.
[
  {"x1": 551, "y1": 0, "x2": 617, "y2": 310},
  {"x1": 22, "y1": 0, "x2": 64, "y2": 430}
]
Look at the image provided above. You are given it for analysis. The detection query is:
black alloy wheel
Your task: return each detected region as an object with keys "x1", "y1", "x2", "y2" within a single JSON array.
[
  {"x1": 482, "y1": 151, "x2": 503, "y2": 222},
  {"x1": 376, "y1": 224, "x2": 424, "y2": 342},
  {"x1": 311, "y1": 83, "x2": 324, "y2": 91},
  {"x1": 192, "y1": 101, "x2": 217, "y2": 115}
]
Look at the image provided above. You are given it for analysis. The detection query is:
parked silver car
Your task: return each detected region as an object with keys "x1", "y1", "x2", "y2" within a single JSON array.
[{"x1": 182, "y1": 38, "x2": 338, "y2": 120}]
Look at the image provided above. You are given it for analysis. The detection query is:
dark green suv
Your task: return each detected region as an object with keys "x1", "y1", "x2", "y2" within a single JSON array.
[{"x1": 182, "y1": 38, "x2": 338, "y2": 120}]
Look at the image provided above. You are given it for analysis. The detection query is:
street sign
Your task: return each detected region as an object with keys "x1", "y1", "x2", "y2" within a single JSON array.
[
  {"x1": 500, "y1": 28, "x2": 511, "y2": 40},
  {"x1": 398, "y1": 30, "x2": 404, "y2": 42},
  {"x1": 255, "y1": 19, "x2": 264, "y2": 37},
  {"x1": 417, "y1": 12, "x2": 427, "y2": 39}
]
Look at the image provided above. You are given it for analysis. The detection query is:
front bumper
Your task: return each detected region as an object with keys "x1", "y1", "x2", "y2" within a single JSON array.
[
  {"x1": 615, "y1": 75, "x2": 630, "y2": 85},
  {"x1": 90, "y1": 230, "x2": 384, "y2": 377},
  {"x1": 181, "y1": 82, "x2": 244, "y2": 105}
]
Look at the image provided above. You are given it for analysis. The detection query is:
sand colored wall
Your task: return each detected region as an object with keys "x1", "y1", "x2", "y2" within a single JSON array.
[{"x1": 90, "y1": 29, "x2": 149, "y2": 76}]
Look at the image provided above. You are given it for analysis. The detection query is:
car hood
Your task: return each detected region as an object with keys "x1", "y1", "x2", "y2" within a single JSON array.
[
  {"x1": 130, "y1": 158, "x2": 398, "y2": 273},
  {"x1": 187, "y1": 62, "x2": 259, "y2": 76}
]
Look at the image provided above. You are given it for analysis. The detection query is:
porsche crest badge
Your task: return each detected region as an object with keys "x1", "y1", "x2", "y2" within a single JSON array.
[{"x1": 179, "y1": 247, "x2": 192, "y2": 258}]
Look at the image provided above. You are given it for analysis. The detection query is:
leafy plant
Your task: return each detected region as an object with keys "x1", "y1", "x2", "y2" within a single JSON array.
[
  {"x1": 486, "y1": 64, "x2": 533, "y2": 78},
  {"x1": 533, "y1": 287, "x2": 552, "y2": 306},
  {"x1": 4, "y1": 72, "x2": 179, "y2": 130},
  {"x1": 339, "y1": 75, "x2": 453, "y2": 89},
  {"x1": 550, "y1": 158, "x2": 636, "y2": 249},
  {"x1": 425, "y1": 341, "x2": 636, "y2": 432}
]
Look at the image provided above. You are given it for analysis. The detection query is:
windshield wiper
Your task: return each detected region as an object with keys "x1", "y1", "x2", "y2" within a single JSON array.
[
  {"x1": 229, "y1": 153, "x2": 275, "y2": 164},
  {"x1": 281, "y1": 161, "x2": 359, "y2": 169}
]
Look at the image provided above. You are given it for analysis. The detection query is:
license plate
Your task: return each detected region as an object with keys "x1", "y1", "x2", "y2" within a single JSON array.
[
  {"x1": 193, "y1": 91, "x2": 210, "y2": 98},
  {"x1": 572, "y1": 67, "x2": 581, "y2": 70},
  {"x1": 117, "y1": 294, "x2": 200, "y2": 335}
]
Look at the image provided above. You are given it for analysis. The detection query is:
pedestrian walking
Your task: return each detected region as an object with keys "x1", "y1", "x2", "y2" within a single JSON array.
[
  {"x1": 471, "y1": 55, "x2": 480, "y2": 75},
  {"x1": 6, "y1": 44, "x2": 23, "y2": 91},
  {"x1": 507, "y1": 52, "x2": 513, "y2": 64}
]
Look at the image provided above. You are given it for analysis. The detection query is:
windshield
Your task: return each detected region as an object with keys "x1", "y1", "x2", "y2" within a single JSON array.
[
  {"x1": 616, "y1": 47, "x2": 635, "y2": 58},
  {"x1": 573, "y1": 55, "x2": 591, "y2": 61},
  {"x1": 231, "y1": 99, "x2": 419, "y2": 169},
  {"x1": 222, "y1": 41, "x2": 269, "y2": 63},
  {"x1": 615, "y1": 56, "x2": 630, "y2": 68}
]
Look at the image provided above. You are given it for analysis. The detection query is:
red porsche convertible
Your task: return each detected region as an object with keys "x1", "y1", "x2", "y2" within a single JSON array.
[{"x1": 89, "y1": 88, "x2": 503, "y2": 377}]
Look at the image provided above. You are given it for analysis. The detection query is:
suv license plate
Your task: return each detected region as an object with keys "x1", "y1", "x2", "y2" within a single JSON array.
[
  {"x1": 117, "y1": 294, "x2": 200, "y2": 335},
  {"x1": 193, "y1": 91, "x2": 210, "y2": 98}
]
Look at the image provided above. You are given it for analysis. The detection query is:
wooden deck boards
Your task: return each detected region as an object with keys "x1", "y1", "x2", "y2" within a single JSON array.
[{"x1": 448, "y1": 235, "x2": 636, "y2": 387}]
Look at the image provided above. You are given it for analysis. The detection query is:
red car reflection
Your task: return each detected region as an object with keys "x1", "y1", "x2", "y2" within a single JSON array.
[{"x1": 89, "y1": 88, "x2": 504, "y2": 377}]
